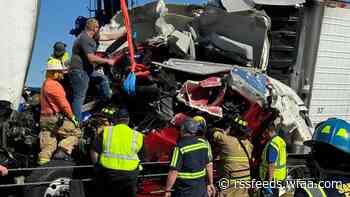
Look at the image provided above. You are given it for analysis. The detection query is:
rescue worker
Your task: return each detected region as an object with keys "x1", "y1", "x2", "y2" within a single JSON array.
[
  {"x1": 259, "y1": 121, "x2": 287, "y2": 197},
  {"x1": 90, "y1": 109, "x2": 145, "y2": 197},
  {"x1": 164, "y1": 118, "x2": 215, "y2": 197},
  {"x1": 38, "y1": 59, "x2": 81, "y2": 165},
  {"x1": 193, "y1": 115, "x2": 215, "y2": 197},
  {"x1": 212, "y1": 116, "x2": 253, "y2": 197},
  {"x1": 68, "y1": 18, "x2": 115, "y2": 122},
  {"x1": 193, "y1": 115, "x2": 213, "y2": 164},
  {"x1": 48, "y1": 41, "x2": 70, "y2": 68},
  {"x1": 294, "y1": 118, "x2": 350, "y2": 197}
]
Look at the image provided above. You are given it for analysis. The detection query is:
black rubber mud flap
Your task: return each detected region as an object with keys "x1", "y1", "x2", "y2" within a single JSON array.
[{"x1": 23, "y1": 160, "x2": 77, "y2": 197}]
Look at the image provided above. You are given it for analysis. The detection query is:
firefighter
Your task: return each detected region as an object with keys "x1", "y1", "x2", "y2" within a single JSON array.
[
  {"x1": 294, "y1": 118, "x2": 350, "y2": 197},
  {"x1": 164, "y1": 118, "x2": 215, "y2": 197},
  {"x1": 38, "y1": 59, "x2": 81, "y2": 165},
  {"x1": 90, "y1": 108, "x2": 145, "y2": 197},
  {"x1": 212, "y1": 116, "x2": 253, "y2": 197},
  {"x1": 48, "y1": 41, "x2": 70, "y2": 68},
  {"x1": 259, "y1": 120, "x2": 287, "y2": 197}
]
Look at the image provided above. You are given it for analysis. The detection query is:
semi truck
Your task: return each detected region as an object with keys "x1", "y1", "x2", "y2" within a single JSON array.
[
  {"x1": 259, "y1": 0, "x2": 350, "y2": 125},
  {"x1": 0, "y1": 0, "x2": 349, "y2": 196}
]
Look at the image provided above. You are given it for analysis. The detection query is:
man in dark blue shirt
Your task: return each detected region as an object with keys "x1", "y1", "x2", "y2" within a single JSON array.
[{"x1": 164, "y1": 118, "x2": 215, "y2": 197}]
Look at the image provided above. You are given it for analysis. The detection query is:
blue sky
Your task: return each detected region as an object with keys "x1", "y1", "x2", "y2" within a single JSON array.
[
  {"x1": 26, "y1": 0, "x2": 90, "y2": 87},
  {"x1": 26, "y1": 0, "x2": 206, "y2": 88}
]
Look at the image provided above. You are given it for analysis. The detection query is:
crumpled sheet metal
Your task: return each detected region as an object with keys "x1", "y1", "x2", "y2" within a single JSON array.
[
  {"x1": 208, "y1": 32, "x2": 254, "y2": 63},
  {"x1": 97, "y1": 2, "x2": 271, "y2": 70},
  {"x1": 253, "y1": 0, "x2": 305, "y2": 5},
  {"x1": 97, "y1": 1, "x2": 200, "y2": 53},
  {"x1": 228, "y1": 67, "x2": 269, "y2": 107},
  {"x1": 177, "y1": 79, "x2": 223, "y2": 117},
  {"x1": 227, "y1": 67, "x2": 312, "y2": 142},
  {"x1": 268, "y1": 77, "x2": 313, "y2": 142},
  {"x1": 209, "y1": 0, "x2": 305, "y2": 12},
  {"x1": 194, "y1": 8, "x2": 271, "y2": 69},
  {"x1": 175, "y1": 65, "x2": 311, "y2": 144},
  {"x1": 162, "y1": 58, "x2": 233, "y2": 75}
]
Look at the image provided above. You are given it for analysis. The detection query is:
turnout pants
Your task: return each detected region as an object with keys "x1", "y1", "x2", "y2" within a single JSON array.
[
  {"x1": 219, "y1": 187, "x2": 250, "y2": 197},
  {"x1": 38, "y1": 115, "x2": 82, "y2": 164}
]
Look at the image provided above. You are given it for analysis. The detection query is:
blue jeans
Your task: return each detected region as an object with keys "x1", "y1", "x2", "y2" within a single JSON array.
[
  {"x1": 90, "y1": 70, "x2": 112, "y2": 100},
  {"x1": 68, "y1": 69, "x2": 89, "y2": 122}
]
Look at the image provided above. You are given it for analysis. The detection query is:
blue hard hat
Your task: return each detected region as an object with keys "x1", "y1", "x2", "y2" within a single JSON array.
[
  {"x1": 305, "y1": 118, "x2": 350, "y2": 155},
  {"x1": 181, "y1": 118, "x2": 200, "y2": 134}
]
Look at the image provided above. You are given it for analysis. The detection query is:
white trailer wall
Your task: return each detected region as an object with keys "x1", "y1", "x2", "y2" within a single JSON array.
[
  {"x1": 0, "y1": 1, "x2": 40, "y2": 109},
  {"x1": 309, "y1": 4, "x2": 350, "y2": 125}
]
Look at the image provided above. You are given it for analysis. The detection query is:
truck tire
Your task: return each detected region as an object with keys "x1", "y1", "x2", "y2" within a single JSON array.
[{"x1": 23, "y1": 160, "x2": 79, "y2": 197}]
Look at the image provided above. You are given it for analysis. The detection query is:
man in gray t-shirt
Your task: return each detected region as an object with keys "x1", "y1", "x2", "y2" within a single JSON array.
[
  {"x1": 71, "y1": 32, "x2": 97, "y2": 75},
  {"x1": 68, "y1": 18, "x2": 115, "y2": 122}
]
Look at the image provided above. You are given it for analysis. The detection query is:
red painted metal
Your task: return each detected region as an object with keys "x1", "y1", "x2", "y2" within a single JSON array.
[{"x1": 144, "y1": 128, "x2": 179, "y2": 162}]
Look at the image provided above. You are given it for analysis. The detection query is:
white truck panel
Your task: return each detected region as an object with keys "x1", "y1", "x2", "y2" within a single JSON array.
[
  {"x1": 0, "y1": 1, "x2": 39, "y2": 109},
  {"x1": 309, "y1": 5, "x2": 350, "y2": 125}
]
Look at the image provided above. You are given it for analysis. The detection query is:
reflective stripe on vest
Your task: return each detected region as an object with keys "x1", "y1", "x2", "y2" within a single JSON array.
[
  {"x1": 302, "y1": 184, "x2": 327, "y2": 197},
  {"x1": 229, "y1": 175, "x2": 251, "y2": 181},
  {"x1": 198, "y1": 138, "x2": 213, "y2": 162},
  {"x1": 100, "y1": 125, "x2": 142, "y2": 171},
  {"x1": 221, "y1": 156, "x2": 249, "y2": 162},
  {"x1": 259, "y1": 136, "x2": 287, "y2": 181},
  {"x1": 178, "y1": 169, "x2": 206, "y2": 179},
  {"x1": 170, "y1": 147, "x2": 180, "y2": 167},
  {"x1": 104, "y1": 127, "x2": 138, "y2": 160},
  {"x1": 180, "y1": 143, "x2": 208, "y2": 154},
  {"x1": 177, "y1": 141, "x2": 208, "y2": 180},
  {"x1": 219, "y1": 138, "x2": 251, "y2": 181}
]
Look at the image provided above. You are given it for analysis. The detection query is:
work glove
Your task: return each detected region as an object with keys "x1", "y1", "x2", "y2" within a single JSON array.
[{"x1": 71, "y1": 116, "x2": 79, "y2": 128}]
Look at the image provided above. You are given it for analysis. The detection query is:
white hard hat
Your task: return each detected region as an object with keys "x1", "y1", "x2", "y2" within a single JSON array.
[{"x1": 45, "y1": 58, "x2": 66, "y2": 71}]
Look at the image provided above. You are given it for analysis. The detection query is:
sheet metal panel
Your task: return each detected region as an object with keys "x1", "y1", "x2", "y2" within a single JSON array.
[
  {"x1": 309, "y1": 5, "x2": 350, "y2": 125},
  {"x1": 253, "y1": 0, "x2": 305, "y2": 5}
]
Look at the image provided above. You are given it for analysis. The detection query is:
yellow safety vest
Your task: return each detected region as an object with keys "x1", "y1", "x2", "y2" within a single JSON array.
[
  {"x1": 48, "y1": 52, "x2": 69, "y2": 68},
  {"x1": 100, "y1": 124, "x2": 143, "y2": 171},
  {"x1": 259, "y1": 135, "x2": 287, "y2": 181}
]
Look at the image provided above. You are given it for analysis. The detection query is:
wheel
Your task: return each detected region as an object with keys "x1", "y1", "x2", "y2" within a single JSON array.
[{"x1": 23, "y1": 160, "x2": 78, "y2": 197}]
